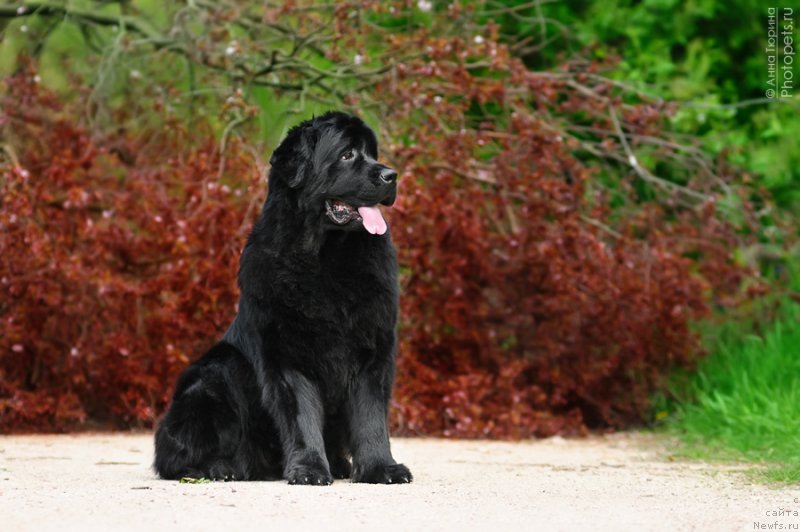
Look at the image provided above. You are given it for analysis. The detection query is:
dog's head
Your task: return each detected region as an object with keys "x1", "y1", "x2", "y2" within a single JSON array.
[{"x1": 268, "y1": 112, "x2": 397, "y2": 235}]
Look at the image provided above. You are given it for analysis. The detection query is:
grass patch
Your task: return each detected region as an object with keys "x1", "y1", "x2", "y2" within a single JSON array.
[{"x1": 667, "y1": 298, "x2": 800, "y2": 483}]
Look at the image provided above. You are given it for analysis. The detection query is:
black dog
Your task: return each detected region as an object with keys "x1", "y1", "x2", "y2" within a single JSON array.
[{"x1": 154, "y1": 112, "x2": 411, "y2": 485}]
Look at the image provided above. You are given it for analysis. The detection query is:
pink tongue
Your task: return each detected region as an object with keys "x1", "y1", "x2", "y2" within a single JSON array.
[{"x1": 357, "y1": 206, "x2": 387, "y2": 235}]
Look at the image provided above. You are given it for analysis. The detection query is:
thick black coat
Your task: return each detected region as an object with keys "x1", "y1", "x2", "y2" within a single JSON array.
[{"x1": 154, "y1": 112, "x2": 411, "y2": 485}]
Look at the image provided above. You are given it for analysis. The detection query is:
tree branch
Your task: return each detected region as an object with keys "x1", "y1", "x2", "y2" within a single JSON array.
[{"x1": 1, "y1": 2, "x2": 164, "y2": 42}]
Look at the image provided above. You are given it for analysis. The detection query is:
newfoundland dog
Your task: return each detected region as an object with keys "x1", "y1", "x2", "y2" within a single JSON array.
[{"x1": 154, "y1": 112, "x2": 411, "y2": 485}]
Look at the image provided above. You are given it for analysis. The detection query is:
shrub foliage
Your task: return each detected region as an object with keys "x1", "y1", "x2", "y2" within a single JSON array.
[{"x1": 1, "y1": 72, "x2": 262, "y2": 429}]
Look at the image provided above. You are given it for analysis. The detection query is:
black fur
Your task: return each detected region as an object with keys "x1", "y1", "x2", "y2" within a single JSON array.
[{"x1": 154, "y1": 112, "x2": 411, "y2": 485}]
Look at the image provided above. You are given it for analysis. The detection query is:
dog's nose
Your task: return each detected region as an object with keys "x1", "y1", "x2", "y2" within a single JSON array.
[{"x1": 379, "y1": 168, "x2": 397, "y2": 184}]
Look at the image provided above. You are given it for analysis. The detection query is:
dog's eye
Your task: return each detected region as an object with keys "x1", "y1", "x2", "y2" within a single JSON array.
[{"x1": 341, "y1": 150, "x2": 354, "y2": 161}]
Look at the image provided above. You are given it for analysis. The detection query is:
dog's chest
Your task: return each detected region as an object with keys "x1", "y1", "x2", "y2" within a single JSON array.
[
  {"x1": 282, "y1": 255, "x2": 396, "y2": 405},
  {"x1": 318, "y1": 253, "x2": 396, "y2": 334},
  {"x1": 271, "y1": 236, "x2": 397, "y2": 372},
  {"x1": 319, "y1": 235, "x2": 397, "y2": 317}
]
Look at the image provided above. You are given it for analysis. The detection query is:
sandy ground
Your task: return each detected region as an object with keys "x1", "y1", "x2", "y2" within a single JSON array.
[{"x1": 0, "y1": 433, "x2": 796, "y2": 532}]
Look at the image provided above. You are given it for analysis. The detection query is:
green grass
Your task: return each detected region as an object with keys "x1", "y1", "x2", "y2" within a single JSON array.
[{"x1": 667, "y1": 298, "x2": 800, "y2": 483}]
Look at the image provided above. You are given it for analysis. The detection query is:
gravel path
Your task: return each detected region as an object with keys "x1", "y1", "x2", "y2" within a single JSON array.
[{"x1": 0, "y1": 433, "x2": 796, "y2": 531}]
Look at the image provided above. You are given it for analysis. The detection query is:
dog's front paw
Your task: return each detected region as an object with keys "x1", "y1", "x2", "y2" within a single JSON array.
[
  {"x1": 286, "y1": 463, "x2": 333, "y2": 486},
  {"x1": 353, "y1": 463, "x2": 412, "y2": 484}
]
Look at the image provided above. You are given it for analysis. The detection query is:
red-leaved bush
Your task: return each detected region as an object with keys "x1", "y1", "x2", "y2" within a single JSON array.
[
  {"x1": 1, "y1": 71, "x2": 263, "y2": 430},
  {"x1": 362, "y1": 26, "x2": 750, "y2": 437},
  {"x1": 1, "y1": 31, "x2": 754, "y2": 436}
]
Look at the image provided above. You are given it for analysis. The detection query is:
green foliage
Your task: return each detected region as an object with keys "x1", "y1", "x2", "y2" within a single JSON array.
[
  {"x1": 179, "y1": 477, "x2": 211, "y2": 484},
  {"x1": 667, "y1": 298, "x2": 800, "y2": 482},
  {"x1": 488, "y1": 0, "x2": 800, "y2": 213}
]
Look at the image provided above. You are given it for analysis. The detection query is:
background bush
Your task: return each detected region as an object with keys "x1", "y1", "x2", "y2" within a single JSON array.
[{"x1": 0, "y1": 1, "x2": 794, "y2": 436}]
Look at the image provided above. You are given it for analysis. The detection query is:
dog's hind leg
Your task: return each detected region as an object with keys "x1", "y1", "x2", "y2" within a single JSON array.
[{"x1": 154, "y1": 366, "x2": 245, "y2": 481}]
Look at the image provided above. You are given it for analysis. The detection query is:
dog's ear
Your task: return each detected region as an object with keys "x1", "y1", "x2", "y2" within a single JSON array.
[{"x1": 269, "y1": 125, "x2": 318, "y2": 189}]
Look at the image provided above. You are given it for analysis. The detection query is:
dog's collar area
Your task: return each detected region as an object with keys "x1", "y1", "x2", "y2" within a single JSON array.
[{"x1": 325, "y1": 199, "x2": 362, "y2": 225}]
